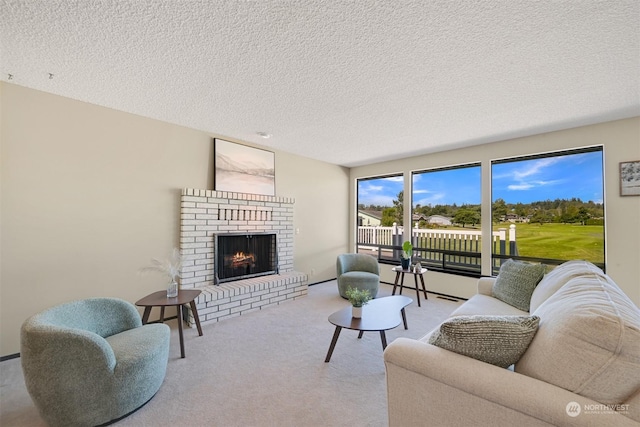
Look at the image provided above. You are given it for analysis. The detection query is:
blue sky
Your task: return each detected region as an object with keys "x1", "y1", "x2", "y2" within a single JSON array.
[
  {"x1": 358, "y1": 175, "x2": 404, "y2": 207},
  {"x1": 413, "y1": 167, "x2": 481, "y2": 207},
  {"x1": 492, "y1": 151, "x2": 603, "y2": 204},
  {"x1": 358, "y1": 151, "x2": 603, "y2": 208}
]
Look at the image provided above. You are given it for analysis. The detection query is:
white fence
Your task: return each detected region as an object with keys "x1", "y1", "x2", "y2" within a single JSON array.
[{"x1": 357, "y1": 223, "x2": 517, "y2": 273}]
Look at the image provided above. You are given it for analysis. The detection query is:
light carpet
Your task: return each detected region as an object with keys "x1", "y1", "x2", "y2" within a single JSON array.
[{"x1": 0, "y1": 280, "x2": 462, "y2": 427}]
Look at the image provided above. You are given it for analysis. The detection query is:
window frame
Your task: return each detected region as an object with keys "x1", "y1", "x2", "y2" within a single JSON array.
[
  {"x1": 410, "y1": 163, "x2": 483, "y2": 276},
  {"x1": 355, "y1": 173, "x2": 405, "y2": 263}
]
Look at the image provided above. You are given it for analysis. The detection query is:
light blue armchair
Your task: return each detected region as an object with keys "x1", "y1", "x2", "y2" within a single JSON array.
[
  {"x1": 337, "y1": 253, "x2": 380, "y2": 299},
  {"x1": 20, "y1": 297, "x2": 170, "y2": 427}
]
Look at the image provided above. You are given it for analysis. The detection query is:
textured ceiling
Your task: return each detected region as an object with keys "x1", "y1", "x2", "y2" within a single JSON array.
[{"x1": 1, "y1": 1, "x2": 639, "y2": 167}]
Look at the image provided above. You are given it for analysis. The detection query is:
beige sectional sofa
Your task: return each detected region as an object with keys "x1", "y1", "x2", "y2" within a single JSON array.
[{"x1": 384, "y1": 260, "x2": 640, "y2": 426}]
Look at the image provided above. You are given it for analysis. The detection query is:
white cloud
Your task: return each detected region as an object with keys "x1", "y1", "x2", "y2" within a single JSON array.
[
  {"x1": 361, "y1": 184, "x2": 383, "y2": 192},
  {"x1": 507, "y1": 179, "x2": 564, "y2": 191},
  {"x1": 385, "y1": 176, "x2": 404, "y2": 182},
  {"x1": 508, "y1": 184, "x2": 533, "y2": 190},
  {"x1": 513, "y1": 158, "x2": 560, "y2": 180}
]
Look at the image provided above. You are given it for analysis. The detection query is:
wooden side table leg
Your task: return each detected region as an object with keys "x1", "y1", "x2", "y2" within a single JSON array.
[
  {"x1": 399, "y1": 273, "x2": 405, "y2": 295},
  {"x1": 189, "y1": 300, "x2": 203, "y2": 336},
  {"x1": 325, "y1": 326, "x2": 342, "y2": 362},
  {"x1": 420, "y1": 274, "x2": 428, "y2": 300},
  {"x1": 392, "y1": 271, "x2": 401, "y2": 295},
  {"x1": 141, "y1": 307, "x2": 152, "y2": 324},
  {"x1": 358, "y1": 330, "x2": 364, "y2": 339},
  {"x1": 159, "y1": 307, "x2": 166, "y2": 322},
  {"x1": 176, "y1": 304, "x2": 185, "y2": 358},
  {"x1": 414, "y1": 274, "x2": 421, "y2": 307}
]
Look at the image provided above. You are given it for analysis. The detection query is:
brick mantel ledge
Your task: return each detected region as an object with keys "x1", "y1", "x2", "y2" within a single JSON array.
[{"x1": 183, "y1": 271, "x2": 308, "y2": 327}]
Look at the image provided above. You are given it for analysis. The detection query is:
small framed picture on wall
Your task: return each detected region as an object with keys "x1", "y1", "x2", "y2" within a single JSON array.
[{"x1": 620, "y1": 160, "x2": 640, "y2": 196}]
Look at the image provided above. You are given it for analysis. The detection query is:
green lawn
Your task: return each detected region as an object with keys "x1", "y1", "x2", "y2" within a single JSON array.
[{"x1": 495, "y1": 223, "x2": 604, "y2": 263}]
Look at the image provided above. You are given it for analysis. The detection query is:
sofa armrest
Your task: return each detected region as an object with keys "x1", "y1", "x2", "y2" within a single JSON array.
[
  {"x1": 477, "y1": 277, "x2": 495, "y2": 296},
  {"x1": 383, "y1": 338, "x2": 638, "y2": 427}
]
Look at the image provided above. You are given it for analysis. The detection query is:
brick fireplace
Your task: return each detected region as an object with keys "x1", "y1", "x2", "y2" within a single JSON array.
[{"x1": 179, "y1": 188, "x2": 308, "y2": 326}]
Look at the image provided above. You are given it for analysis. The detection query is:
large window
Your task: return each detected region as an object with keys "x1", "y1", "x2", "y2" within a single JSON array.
[
  {"x1": 354, "y1": 147, "x2": 605, "y2": 278},
  {"x1": 411, "y1": 164, "x2": 482, "y2": 275},
  {"x1": 491, "y1": 147, "x2": 605, "y2": 271},
  {"x1": 356, "y1": 174, "x2": 403, "y2": 261}
]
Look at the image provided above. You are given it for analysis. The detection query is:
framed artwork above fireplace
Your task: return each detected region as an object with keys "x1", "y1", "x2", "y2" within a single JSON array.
[{"x1": 214, "y1": 139, "x2": 275, "y2": 196}]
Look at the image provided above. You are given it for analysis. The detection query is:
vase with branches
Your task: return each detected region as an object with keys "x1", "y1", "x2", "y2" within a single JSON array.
[{"x1": 140, "y1": 248, "x2": 185, "y2": 297}]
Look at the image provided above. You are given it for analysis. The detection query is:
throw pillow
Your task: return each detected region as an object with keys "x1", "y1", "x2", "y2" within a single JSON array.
[
  {"x1": 428, "y1": 315, "x2": 540, "y2": 368},
  {"x1": 492, "y1": 259, "x2": 545, "y2": 311}
]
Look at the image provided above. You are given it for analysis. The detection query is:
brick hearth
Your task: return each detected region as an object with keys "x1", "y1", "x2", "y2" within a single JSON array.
[{"x1": 179, "y1": 188, "x2": 308, "y2": 326}]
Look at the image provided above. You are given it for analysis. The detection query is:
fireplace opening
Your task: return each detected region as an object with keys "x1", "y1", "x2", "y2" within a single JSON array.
[{"x1": 215, "y1": 233, "x2": 277, "y2": 283}]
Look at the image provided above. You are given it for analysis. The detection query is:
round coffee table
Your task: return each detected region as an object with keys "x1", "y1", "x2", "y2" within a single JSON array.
[{"x1": 324, "y1": 295, "x2": 412, "y2": 362}]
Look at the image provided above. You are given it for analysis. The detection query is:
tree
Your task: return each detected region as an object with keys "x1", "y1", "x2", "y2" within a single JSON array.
[
  {"x1": 492, "y1": 198, "x2": 508, "y2": 223},
  {"x1": 531, "y1": 209, "x2": 552, "y2": 225},
  {"x1": 392, "y1": 191, "x2": 404, "y2": 225},
  {"x1": 454, "y1": 209, "x2": 480, "y2": 227},
  {"x1": 514, "y1": 202, "x2": 528, "y2": 217},
  {"x1": 381, "y1": 208, "x2": 397, "y2": 226},
  {"x1": 560, "y1": 204, "x2": 579, "y2": 223},
  {"x1": 576, "y1": 207, "x2": 590, "y2": 225}
]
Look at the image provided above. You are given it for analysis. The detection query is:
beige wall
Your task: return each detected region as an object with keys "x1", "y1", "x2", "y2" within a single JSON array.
[
  {"x1": 0, "y1": 82, "x2": 349, "y2": 356},
  {"x1": 350, "y1": 118, "x2": 640, "y2": 304},
  {"x1": 2, "y1": 81, "x2": 637, "y2": 356}
]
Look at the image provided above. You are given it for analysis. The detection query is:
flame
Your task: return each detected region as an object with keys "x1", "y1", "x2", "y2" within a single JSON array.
[{"x1": 228, "y1": 251, "x2": 256, "y2": 268}]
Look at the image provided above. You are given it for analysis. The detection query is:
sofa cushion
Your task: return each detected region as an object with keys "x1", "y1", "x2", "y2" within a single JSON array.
[
  {"x1": 529, "y1": 260, "x2": 607, "y2": 312},
  {"x1": 428, "y1": 315, "x2": 540, "y2": 368},
  {"x1": 451, "y1": 294, "x2": 529, "y2": 317},
  {"x1": 492, "y1": 259, "x2": 545, "y2": 311},
  {"x1": 515, "y1": 274, "x2": 640, "y2": 404}
]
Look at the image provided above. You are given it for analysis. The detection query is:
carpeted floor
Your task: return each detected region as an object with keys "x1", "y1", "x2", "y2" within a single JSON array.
[{"x1": 0, "y1": 280, "x2": 462, "y2": 427}]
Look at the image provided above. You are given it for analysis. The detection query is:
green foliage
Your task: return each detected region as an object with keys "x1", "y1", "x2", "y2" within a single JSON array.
[
  {"x1": 381, "y1": 207, "x2": 397, "y2": 226},
  {"x1": 453, "y1": 208, "x2": 480, "y2": 227},
  {"x1": 402, "y1": 241, "x2": 413, "y2": 259},
  {"x1": 492, "y1": 198, "x2": 508, "y2": 223},
  {"x1": 380, "y1": 191, "x2": 407, "y2": 226},
  {"x1": 393, "y1": 191, "x2": 404, "y2": 225},
  {"x1": 414, "y1": 203, "x2": 475, "y2": 218},
  {"x1": 488, "y1": 197, "x2": 603, "y2": 225},
  {"x1": 345, "y1": 287, "x2": 372, "y2": 307}
]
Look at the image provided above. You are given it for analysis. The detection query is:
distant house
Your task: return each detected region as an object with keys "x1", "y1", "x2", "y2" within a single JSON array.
[
  {"x1": 412, "y1": 213, "x2": 428, "y2": 222},
  {"x1": 358, "y1": 210, "x2": 382, "y2": 226},
  {"x1": 426, "y1": 215, "x2": 452, "y2": 226},
  {"x1": 502, "y1": 214, "x2": 530, "y2": 223}
]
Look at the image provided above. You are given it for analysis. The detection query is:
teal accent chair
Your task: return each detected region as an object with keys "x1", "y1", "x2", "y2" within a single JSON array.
[
  {"x1": 337, "y1": 253, "x2": 380, "y2": 299},
  {"x1": 20, "y1": 298, "x2": 170, "y2": 427}
]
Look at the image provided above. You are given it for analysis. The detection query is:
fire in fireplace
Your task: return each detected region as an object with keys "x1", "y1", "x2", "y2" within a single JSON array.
[{"x1": 215, "y1": 233, "x2": 277, "y2": 283}]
